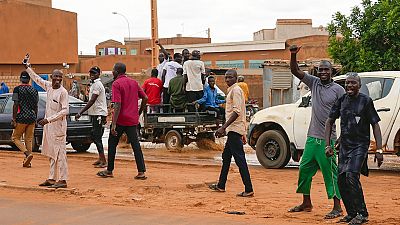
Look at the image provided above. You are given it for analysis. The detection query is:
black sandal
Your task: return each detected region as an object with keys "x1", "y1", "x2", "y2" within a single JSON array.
[
  {"x1": 325, "y1": 209, "x2": 343, "y2": 219},
  {"x1": 134, "y1": 175, "x2": 147, "y2": 180},
  {"x1": 208, "y1": 183, "x2": 225, "y2": 192},
  {"x1": 349, "y1": 214, "x2": 368, "y2": 225},
  {"x1": 236, "y1": 191, "x2": 254, "y2": 197},
  {"x1": 96, "y1": 170, "x2": 113, "y2": 178},
  {"x1": 337, "y1": 215, "x2": 354, "y2": 223}
]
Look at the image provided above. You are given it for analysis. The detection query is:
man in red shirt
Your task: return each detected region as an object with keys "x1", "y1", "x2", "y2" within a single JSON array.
[
  {"x1": 97, "y1": 62, "x2": 148, "y2": 180},
  {"x1": 142, "y1": 68, "x2": 162, "y2": 112}
]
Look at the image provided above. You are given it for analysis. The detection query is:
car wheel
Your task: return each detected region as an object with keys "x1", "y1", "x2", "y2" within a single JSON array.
[
  {"x1": 165, "y1": 130, "x2": 183, "y2": 150},
  {"x1": 71, "y1": 142, "x2": 91, "y2": 153},
  {"x1": 255, "y1": 130, "x2": 290, "y2": 169}
]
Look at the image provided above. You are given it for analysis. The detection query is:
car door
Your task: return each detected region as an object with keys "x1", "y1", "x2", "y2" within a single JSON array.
[
  {"x1": 359, "y1": 77, "x2": 398, "y2": 145},
  {"x1": 292, "y1": 93, "x2": 312, "y2": 149},
  {"x1": 0, "y1": 95, "x2": 14, "y2": 143}
]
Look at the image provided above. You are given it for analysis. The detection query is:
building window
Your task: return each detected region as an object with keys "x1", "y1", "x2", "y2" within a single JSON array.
[
  {"x1": 249, "y1": 60, "x2": 264, "y2": 69},
  {"x1": 120, "y1": 48, "x2": 126, "y2": 55},
  {"x1": 98, "y1": 48, "x2": 105, "y2": 56},
  {"x1": 204, "y1": 61, "x2": 212, "y2": 67},
  {"x1": 130, "y1": 49, "x2": 137, "y2": 55},
  {"x1": 216, "y1": 60, "x2": 244, "y2": 69}
]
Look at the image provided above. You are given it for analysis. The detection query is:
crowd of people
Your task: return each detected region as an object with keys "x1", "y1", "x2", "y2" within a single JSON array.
[{"x1": 6, "y1": 42, "x2": 384, "y2": 225}]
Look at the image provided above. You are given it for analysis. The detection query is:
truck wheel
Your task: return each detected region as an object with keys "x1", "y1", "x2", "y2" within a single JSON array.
[
  {"x1": 165, "y1": 130, "x2": 183, "y2": 150},
  {"x1": 256, "y1": 130, "x2": 290, "y2": 169},
  {"x1": 71, "y1": 142, "x2": 91, "y2": 153}
]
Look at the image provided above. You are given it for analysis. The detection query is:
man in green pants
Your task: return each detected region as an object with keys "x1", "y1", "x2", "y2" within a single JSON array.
[{"x1": 288, "y1": 45, "x2": 345, "y2": 219}]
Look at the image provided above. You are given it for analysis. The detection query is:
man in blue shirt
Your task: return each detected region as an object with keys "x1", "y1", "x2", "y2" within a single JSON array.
[
  {"x1": 0, "y1": 82, "x2": 9, "y2": 94},
  {"x1": 195, "y1": 76, "x2": 225, "y2": 127}
]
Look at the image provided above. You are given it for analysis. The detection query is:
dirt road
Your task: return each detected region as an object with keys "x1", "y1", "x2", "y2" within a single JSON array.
[{"x1": 0, "y1": 151, "x2": 399, "y2": 225}]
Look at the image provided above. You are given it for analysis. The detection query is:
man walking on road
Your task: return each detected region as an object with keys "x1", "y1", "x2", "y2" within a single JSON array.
[
  {"x1": 288, "y1": 45, "x2": 344, "y2": 219},
  {"x1": 97, "y1": 63, "x2": 148, "y2": 180},
  {"x1": 237, "y1": 75, "x2": 249, "y2": 102},
  {"x1": 23, "y1": 54, "x2": 69, "y2": 189},
  {"x1": 325, "y1": 73, "x2": 383, "y2": 225},
  {"x1": 209, "y1": 69, "x2": 254, "y2": 197},
  {"x1": 11, "y1": 71, "x2": 39, "y2": 168},
  {"x1": 75, "y1": 66, "x2": 108, "y2": 168}
]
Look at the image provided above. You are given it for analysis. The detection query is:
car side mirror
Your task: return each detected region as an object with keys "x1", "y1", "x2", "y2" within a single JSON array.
[{"x1": 299, "y1": 96, "x2": 311, "y2": 107}]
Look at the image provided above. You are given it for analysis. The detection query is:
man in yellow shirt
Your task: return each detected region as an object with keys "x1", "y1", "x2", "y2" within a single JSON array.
[{"x1": 237, "y1": 75, "x2": 249, "y2": 102}]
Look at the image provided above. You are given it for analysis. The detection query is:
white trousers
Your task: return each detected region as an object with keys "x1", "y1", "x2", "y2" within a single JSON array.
[{"x1": 48, "y1": 149, "x2": 69, "y2": 181}]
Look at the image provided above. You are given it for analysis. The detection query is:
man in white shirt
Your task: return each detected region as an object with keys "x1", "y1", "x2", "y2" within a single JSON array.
[
  {"x1": 156, "y1": 40, "x2": 169, "y2": 79},
  {"x1": 183, "y1": 50, "x2": 205, "y2": 111},
  {"x1": 162, "y1": 53, "x2": 183, "y2": 105},
  {"x1": 76, "y1": 66, "x2": 108, "y2": 168}
]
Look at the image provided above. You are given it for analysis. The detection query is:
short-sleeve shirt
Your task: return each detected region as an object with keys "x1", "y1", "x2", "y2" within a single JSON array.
[
  {"x1": 88, "y1": 78, "x2": 108, "y2": 116},
  {"x1": 112, "y1": 75, "x2": 146, "y2": 126},
  {"x1": 12, "y1": 84, "x2": 39, "y2": 124},
  {"x1": 225, "y1": 83, "x2": 246, "y2": 136},
  {"x1": 302, "y1": 73, "x2": 345, "y2": 140},
  {"x1": 157, "y1": 59, "x2": 168, "y2": 79},
  {"x1": 142, "y1": 77, "x2": 162, "y2": 105},
  {"x1": 183, "y1": 60, "x2": 205, "y2": 91},
  {"x1": 329, "y1": 93, "x2": 380, "y2": 147},
  {"x1": 168, "y1": 75, "x2": 186, "y2": 109},
  {"x1": 162, "y1": 61, "x2": 182, "y2": 88}
]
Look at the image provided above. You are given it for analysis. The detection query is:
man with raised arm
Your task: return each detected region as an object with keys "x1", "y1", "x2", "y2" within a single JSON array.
[
  {"x1": 288, "y1": 45, "x2": 344, "y2": 219},
  {"x1": 23, "y1": 54, "x2": 69, "y2": 189}
]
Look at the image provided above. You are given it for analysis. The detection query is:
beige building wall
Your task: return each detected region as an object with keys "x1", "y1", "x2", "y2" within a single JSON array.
[{"x1": 253, "y1": 19, "x2": 328, "y2": 41}]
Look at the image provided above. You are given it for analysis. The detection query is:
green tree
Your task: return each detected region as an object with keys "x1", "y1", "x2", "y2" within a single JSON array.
[{"x1": 328, "y1": 0, "x2": 400, "y2": 73}]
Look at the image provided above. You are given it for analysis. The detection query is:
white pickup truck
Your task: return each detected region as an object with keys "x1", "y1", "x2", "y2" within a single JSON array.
[{"x1": 248, "y1": 71, "x2": 400, "y2": 169}]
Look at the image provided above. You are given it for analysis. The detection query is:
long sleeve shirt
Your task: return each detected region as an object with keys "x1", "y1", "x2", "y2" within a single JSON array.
[{"x1": 196, "y1": 85, "x2": 225, "y2": 108}]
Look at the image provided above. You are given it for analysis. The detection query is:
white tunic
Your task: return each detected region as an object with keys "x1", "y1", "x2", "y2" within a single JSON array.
[{"x1": 26, "y1": 68, "x2": 69, "y2": 160}]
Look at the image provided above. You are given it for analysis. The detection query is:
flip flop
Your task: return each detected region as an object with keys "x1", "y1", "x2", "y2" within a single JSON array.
[
  {"x1": 208, "y1": 183, "x2": 225, "y2": 192},
  {"x1": 48, "y1": 182, "x2": 67, "y2": 189},
  {"x1": 94, "y1": 162, "x2": 107, "y2": 168},
  {"x1": 288, "y1": 205, "x2": 313, "y2": 212},
  {"x1": 325, "y1": 209, "x2": 343, "y2": 219},
  {"x1": 92, "y1": 160, "x2": 101, "y2": 166},
  {"x1": 23, "y1": 154, "x2": 33, "y2": 168},
  {"x1": 337, "y1": 215, "x2": 354, "y2": 223},
  {"x1": 236, "y1": 191, "x2": 254, "y2": 197},
  {"x1": 97, "y1": 170, "x2": 113, "y2": 178},
  {"x1": 39, "y1": 179, "x2": 55, "y2": 187},
  {"x1": 134, "y1": 175, "x2": 147, "y2": 180}
]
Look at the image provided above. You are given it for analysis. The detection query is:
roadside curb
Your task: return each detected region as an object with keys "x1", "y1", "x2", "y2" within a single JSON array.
[{"x1": 0, "y1": 183, "x2": 78, "y2": 194}]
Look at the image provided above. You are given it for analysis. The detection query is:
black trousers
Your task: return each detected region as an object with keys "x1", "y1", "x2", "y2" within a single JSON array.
[
  {"x1": 107, "y1": 125, "x2": 146, "y2": 173},
  {"x1": 91, "y1": 115, "x2": 106, "y2": 154},
  {"x1": 186, "y1": 91, "x2": 204, "y2": 111},
  {"x1": 205, "y1": 106, "x2": 225, "y2": 120},
  {"x1": 217, "y1": 131, "x2": 253, "y2": 192},
  {"x1": 338, "y1": 172, "x2": 368, "y2": 218}
]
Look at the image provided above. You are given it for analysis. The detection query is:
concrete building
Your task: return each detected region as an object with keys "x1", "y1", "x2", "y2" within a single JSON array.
[
  {"x1": 253, "y1": 19, "x2": 328, "y2": 41},
  {"x1": 0, "y1": 0, "x2": 77, "y2": 90}
]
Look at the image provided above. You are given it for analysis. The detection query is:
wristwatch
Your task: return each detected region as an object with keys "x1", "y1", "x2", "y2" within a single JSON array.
[{"x1": 376, "y1": 149, "x2": 383, "y2": 154}]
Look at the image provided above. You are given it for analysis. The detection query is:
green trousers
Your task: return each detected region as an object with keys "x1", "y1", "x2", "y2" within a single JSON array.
[{"x1": 296, "y1": 137, "x2": 341, "y2": 199}]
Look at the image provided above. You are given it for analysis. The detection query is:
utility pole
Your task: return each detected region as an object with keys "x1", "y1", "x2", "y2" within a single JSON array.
[
  {"x1": 150, "y1": 0, "x2": 159, "y2": 68},
  {"x1": 207, "y1": 27, "x2": 211, "y2": 39}
]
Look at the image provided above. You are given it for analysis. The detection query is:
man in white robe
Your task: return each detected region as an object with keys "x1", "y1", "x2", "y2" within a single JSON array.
[{"x1": 23, "y1": 54, "x2": 69, "y2": 188}]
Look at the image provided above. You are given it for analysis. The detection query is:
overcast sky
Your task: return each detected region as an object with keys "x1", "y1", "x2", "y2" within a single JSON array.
[{"x1": 53, "y1": 0, "x2": 362, "y2": 55}]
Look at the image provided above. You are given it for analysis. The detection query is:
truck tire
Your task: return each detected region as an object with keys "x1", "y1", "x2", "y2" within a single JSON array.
[
  {"x1": 256, "y1": 130, "x2": 291, "y2": 169},
  {"x1": 71, "y1": 142, "x2": 91, "y2": 153},
  {"x1": 165, "y1": 130, "x2": 183, "y2": 150}
]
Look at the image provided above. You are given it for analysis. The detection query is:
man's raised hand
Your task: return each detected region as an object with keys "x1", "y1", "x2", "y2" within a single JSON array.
[
  {"x1": 22, "y1": 53, "x2": 31, "y2": 68},
  {"x1": 289, "y1": 45, "x2": 301, "y2": 54}
]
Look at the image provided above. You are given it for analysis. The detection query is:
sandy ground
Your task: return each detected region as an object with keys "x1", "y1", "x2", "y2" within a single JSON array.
[{"x1": 0, "y1": 151, "x2": 400, "y2": 225}]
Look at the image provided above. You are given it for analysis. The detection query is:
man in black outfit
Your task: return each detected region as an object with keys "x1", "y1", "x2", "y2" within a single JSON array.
[{"x1": 325, "y1": 73, "x2": 383, "y2": 225}]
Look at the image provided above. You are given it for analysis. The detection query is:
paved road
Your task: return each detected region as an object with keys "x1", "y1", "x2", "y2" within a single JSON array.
[{"x1": 0, "y1": 197, "x2": 252, "y2": 225}]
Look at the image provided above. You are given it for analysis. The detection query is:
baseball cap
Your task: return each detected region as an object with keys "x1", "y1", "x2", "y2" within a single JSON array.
[
  {"x1": 20, "y1": 71, "x2": 30, "y2": 80},
  {"x1": 89, "y1": 66, "x2": 101, "y2": 75}
]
